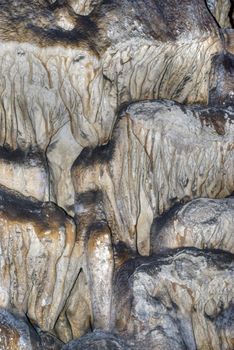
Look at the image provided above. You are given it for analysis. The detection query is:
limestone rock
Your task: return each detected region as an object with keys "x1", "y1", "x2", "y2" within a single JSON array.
[
  {"x1": 61, "y1": 331, "x2": 131, "y2": 350},
  {"x1": 114, "y1": 248, "x2": 234, "y2": 350},
  {"x1": 0, "y1": 1, "x2": 233, "y2": 349},
  {"x1": 67, "y1": 0, "x2": 103, "y2": 15},
  {"x1": 151, "y1": 197, "x2": 234, "y2": 253},
  {"x1": 0, "y1": 186, "x2": 81, "y2": 334},
  {"x1": 0, "y1": 0, "x2": 229, "y2": 212},
  {"x1": 54, "y1": 268, "x2": 92, "y2": 343},
  {"x1": 72, "y1": 100, "x2": 234, "y2": 256},
  {"x1": 0, "y1": 39, "x2": 115, "y2": 210},
  {"x1": 206, "y1": 0, "x2": 233, "y2": 28},
  {"x1": 0, "y1": 148, "x2": 49, "y2": 201},
  {"x1": 0, "y1": 308, "x2": 63, "y2": 350},
  {"x1": 223, "y1": 29, "x2": 234, "y2": 54}
]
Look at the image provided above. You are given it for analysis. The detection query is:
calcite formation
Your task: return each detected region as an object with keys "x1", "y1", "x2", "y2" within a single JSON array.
[
  {"x1": 73, "y1": 101, "x2": 234, "y2": 257},
  {"x1": 206, "y1": 0, "x2": 233, "y2": 28},
  {"x1": 0, "y1": 309, "x2": 62, "y2": 350},
  {"x1": 151, "y1": 197, "x2": 234, "y2": 253},
  {"x1": 114, "y1": 249, "x2": 234, "y2": 350},
  {"x1": 0, "y1": 186, "x2": 80, "y2": 332},
  {"x1": 0, "y1": 0, "x2": 233, "y2": 349}
]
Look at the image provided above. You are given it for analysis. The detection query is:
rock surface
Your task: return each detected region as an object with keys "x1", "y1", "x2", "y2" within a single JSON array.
[
  {"x1": 114, "y1": 248, "x2": 234, "y2": 350},
  {"x1": 151, "y1": 197, "x2": 234, "y2": 253},
  {"x1": 73, "y1": 100, "x2": 234, "y2": 256},
  {"x1": 0, "y1": 1, "x2": 233, "y2": 349},
  {"x1": 61, "y1": 331, "x2": 130, "y2": 350},
  {"x1": 0, "y1": 0, "x2": 228, "y2": 212},
  {"x1": 0, "y1": 308, "x2": 63, "y2": 350},
  {"x1": 0, "y1": 186, "x2": 81, "y2": 335},
  {"x1": 206, "y1": 0, "x2": 233, "y2": 28}
]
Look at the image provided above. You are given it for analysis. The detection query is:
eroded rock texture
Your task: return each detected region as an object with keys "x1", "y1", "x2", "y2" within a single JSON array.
[
  {"x1": 0, "y1": 0, "x2": 233, "y2": 349},
  {"x1": 206, "y1": 0, "x2": 233, "y2": 28},
  {"x1": 62, "y1": 331, "x2": 130, "y2": 350},
  {"x1": 114, "y1": 249, "x2": 234, "y2": 350},
  {"x1": 0, "y1": 0, "x2": 229, "y2": 213},
  {"x1": 151, "y1": 197, "x2": 234, "y2": 253},
  {"x1": 73, "y1": 101, "x2": 234, "y2": 256},
  {"x1": 0, "y1": 309, "x2": 62, "y2": 350},
  {"x1": 0, "y1": 186, "x2": 82, "y2": 334}
]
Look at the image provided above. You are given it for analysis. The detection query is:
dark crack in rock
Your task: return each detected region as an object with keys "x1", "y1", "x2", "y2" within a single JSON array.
[{"x1": 0, "y1": 308, "x2": 63, "y2": 350}]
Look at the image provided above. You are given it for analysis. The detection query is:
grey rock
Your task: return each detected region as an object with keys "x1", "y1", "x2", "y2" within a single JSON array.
[
  {"x1": 113, "y1": 248, "x2": 234, "y2": 350},
  {"x1": 61, "y1": 331, "x2": 131, "y2": 350},
  {"x1": 0, "y1": 308, "x2": 63, "y2": 350}
]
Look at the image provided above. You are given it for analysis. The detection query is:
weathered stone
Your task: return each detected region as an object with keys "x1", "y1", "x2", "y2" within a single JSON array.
[
  {"x1": 151, "y1": 197, "x2": 234, "y2": 253},
  {"x1": 0, "y1": 308, "x2": 63, "y2": 350},
  {"x1": 206, "y1": 0, "x2": 232, "y2": 28},
  {"x1": 0, "y1": 186, "x2": 81, "y2": 335},
  {"x1": 113, "y1": 248, "x2": 234, "y2": 350},
  {"x1": 61, "y1": 331, "x2": 131, "y2": 350},
  {"x1": 73, "y1": 101, "x2": 234, "y2": 256},
  {"x1": 0, "y1": 0, "x2": 228, "y2": 212},
  {"x1": 0, "y1": 1, "x2": 233, "y2": 348},
  {"x1": 0, "y1": 148, "x2": 49, "y2": 201}
]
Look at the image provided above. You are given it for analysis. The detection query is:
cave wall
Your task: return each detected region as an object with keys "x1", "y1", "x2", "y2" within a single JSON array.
[{"x1": 0, "y1": 1, "x2": 233, "y2": 349}]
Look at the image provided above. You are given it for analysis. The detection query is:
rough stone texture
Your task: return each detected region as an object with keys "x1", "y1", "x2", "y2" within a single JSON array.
[
  {"x1": 0, "y1": 149, "x2": 49, "y2": 201},
  {"x1": 224, "y1": 29, "x2": 234, "y2": 54},
  {"x1": 151, "y1": 197, "x2": 234, "y2": 254},
  {"x1": 61, "y1": 331, "x2": 131, "y2": 350},
  {"x1": 73, "y1": 100, "x2": 234, "y2": 256},
  {"x1": 206, "y1": 0, "x2": 233, "y2": 28},
  {"x1": 0, "y1": 0, "x2": 226, "y2": 212},
  {"x1": 0, "y1": 308, "x2": 63, "y2": 350},
  {"x1": 0, "y1": 40, "x2": 115, "y2": 211},
  {"x1": 0, "y1": 1, "x2": 233, "y2": 349},
  {"x1": 67, "y1": 0, "x2": 103, "y2": 15},
  {"x1": 0, "y1": 186, "x2": 82, "y2": 334},
  {"x1": 114, "y1": 249, "x2": 234, "y2": 350}
]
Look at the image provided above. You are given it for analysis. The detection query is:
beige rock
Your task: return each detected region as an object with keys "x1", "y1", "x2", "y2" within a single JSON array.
[
  {"x1": 0, "y1": 1, "x2": 233, "y2": 348},
  {"x1": 73, "y1": 100, "x2": 234, "y2": 256},
  {"x1": 0, "y1": 186, "x2": 81, "y2": 334},
  {"x1": 151, "y1": 197, "x2": 234, "y2": 253},
  {"x1": 206, "y1": 0, "x2": 232, "y2": 28},
  {"x1": 0, "y1": 0, "x2": 227, "y2": 212},
  {"x1": 0, "y1": 149, "x2": 49, "y2": 201},
  {"x1": 68, "y1": 0, "x2": 102, "y2": 15},
  {"x1": 0, "y1": 41, "x2": 115, "y2": 210}
]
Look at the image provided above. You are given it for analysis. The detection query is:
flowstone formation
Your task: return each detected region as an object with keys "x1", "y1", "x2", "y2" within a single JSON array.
[{"x1": 0, "y1": 1, "x2": 233, "y2": 349}]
